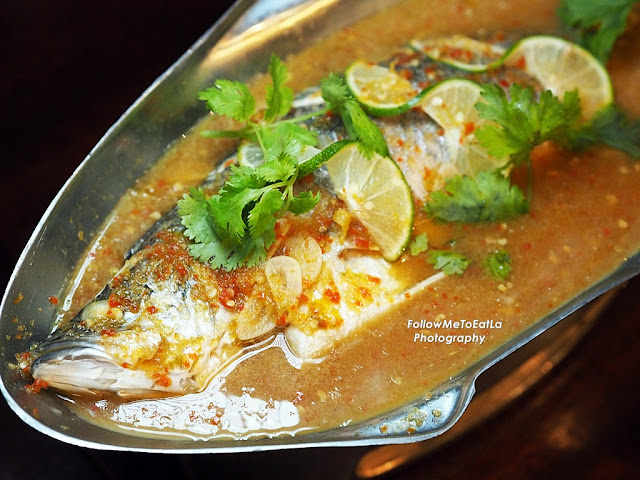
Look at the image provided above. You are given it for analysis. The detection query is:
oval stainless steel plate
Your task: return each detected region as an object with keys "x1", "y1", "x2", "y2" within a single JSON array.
[{"x1": 1, "y1": 0, "x2": 639, "y2": 452}]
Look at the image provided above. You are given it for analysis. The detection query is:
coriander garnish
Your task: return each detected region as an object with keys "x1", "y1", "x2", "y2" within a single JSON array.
[
  {"x1": 558, "y1": 0, "x2": 639, "y2": 64},
  {"x1": 485, "y1": 249, "x2": 512, "y2": 280},
  {"x1": 425, "y1": 171, "x2": 529, "y2": 224},
  {"x1": 180, "y1": 55, "x2": 389, "y2": 270},
  {"x1": 428, "y1": 250, "x2": 471, "y2": 276},
  {"x1": 570, "y1": 104, "x2": 640, "y2": 159}
]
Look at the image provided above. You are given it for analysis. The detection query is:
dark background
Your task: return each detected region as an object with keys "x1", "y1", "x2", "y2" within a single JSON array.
[{"x1": 2, "y1": 1, "x2": 640, "y2": 478}]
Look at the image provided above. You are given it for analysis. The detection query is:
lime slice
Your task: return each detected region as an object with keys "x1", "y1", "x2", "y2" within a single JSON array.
[
  {"x1": 298, "y1": 140, "x2": 354, "y2": 177},
  {"x1": 237, "y1": 141, "x2": 265, "y2": 168},
  {"x1": 419, "y1": 78, "x2": 508, "y2": 179},
  {"x1": 411, "y1": 35, "x2": 506, "y2": 72},
  {"x1": 237, "y1": 141, "x2": 321, "y2": 168},
  {"x1": 503, "y1": 35, "x2": 613, "y2": 119},
  {"x1": 345, "y1": 60, "x2": 421, "y2": 116},
  {"x1": 326, "y1": 143, "x2": 414, "y2": 261}
]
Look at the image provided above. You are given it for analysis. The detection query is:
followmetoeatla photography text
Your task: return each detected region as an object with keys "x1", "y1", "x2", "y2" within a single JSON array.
[{"x1": 407, "y1": 318, "x2": 503, "y2": 345}]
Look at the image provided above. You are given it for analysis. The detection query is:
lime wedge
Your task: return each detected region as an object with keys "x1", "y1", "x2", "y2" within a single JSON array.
[
  {"x1": 411, "y1": 35, "x2": 506, "y2": 72},
  {"x1": 419, "y1": 78, "x2": 508, "y2": 180},
  {"x1": 237, "y1": 141, "x2": 321, "y2": 168},
  {"x1": 345, "y1": 60, "x2": 422, "y2": 116},
  {"x1": 503, "y1": 35, "x2": 613, "y2": 119},
  {"x1": 326, "y1": 143, "x2": 414, "y2": 261}
]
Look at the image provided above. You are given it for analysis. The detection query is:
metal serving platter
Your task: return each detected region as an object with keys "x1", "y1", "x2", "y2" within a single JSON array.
[{"x1": 1, "y1": 0, "x2": 639, "y2": 453}]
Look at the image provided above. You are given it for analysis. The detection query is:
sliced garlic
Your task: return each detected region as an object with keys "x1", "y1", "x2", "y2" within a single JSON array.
[
  {"x1": 265, "y1": 256, "x2": 303, "y2": 310},
  {"x1": 235, "y1": 298, "x2": 277, "y2": 341},
  {"x1": 285, "y1": 235, "x2": 323, "y2": 285}
]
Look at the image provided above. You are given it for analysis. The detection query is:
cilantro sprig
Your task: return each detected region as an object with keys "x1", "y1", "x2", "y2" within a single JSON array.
[
  {"x1": 475, "y1": 84, "x2": 581, "y2": 168},
  {"x1": 178, "y1": 157, "x2": 320, "y2": 270},
  {"x1": 199, "y1": 54, "x2": 319, "y2": 161},
  {"x1": 558, "y1": 0, "x2": 638, "y2": 64},
  {"x1": 474, "y1": 83, "x2": 581, "y2": 200},
  {"x1": 199, "y1": 56, "x2": 388, "y2": 159},
  {"x1": 425, "y1": 83, "x2": 583, "y2": 224},
  {"x1": 485, "y1": 249, "x2": 512, "y2": 280},
  {"x1": 409, "y1": 233, "x2": 429, "y2": 256},
  {"x1": 428, "y1": 250, "x2": 471, "y2": 276},
  {"x1": 425, "y1": 171, "x2": 529, "y2": 223},
  {"x1": 570, "y1": 104, "x2": 640, "y2": 159}
]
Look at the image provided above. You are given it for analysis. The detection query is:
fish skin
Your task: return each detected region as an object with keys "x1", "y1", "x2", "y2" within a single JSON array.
[{"x1": 31, "y1": 37, "x2": 534, "y2": 396}]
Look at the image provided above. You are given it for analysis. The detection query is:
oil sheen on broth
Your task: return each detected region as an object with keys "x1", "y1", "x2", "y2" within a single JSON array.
[{"x1": 54, "y1": 0, "x2": 640, "y2": 438}]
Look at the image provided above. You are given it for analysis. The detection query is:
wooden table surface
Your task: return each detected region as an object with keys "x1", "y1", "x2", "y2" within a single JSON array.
[{"x1": 2, "y1": 1, "x2": 639, "y2": 478}]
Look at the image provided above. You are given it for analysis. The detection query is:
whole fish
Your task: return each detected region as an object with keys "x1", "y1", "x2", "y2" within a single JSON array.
[{"x1": 31, "y1": 37, "x2": 536, "y2": 396}]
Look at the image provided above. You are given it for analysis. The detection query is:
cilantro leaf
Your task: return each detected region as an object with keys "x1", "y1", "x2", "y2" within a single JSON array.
[
  {"x1": 485, "y1": 249, "x2": 512, "y2": 280},
  {"x1": 321, "y1": 74, "x2": 389, "y2": 157},
  {"x1": 425, "y1": 171, "x2": 529, "y2": 223},
  {"x1": 272, "y1": 123, "x2": 318, "y2": 148},
  {"x1": 558, "y1": 0, "x2": 637, "y2": 64},
  {"x1": 570, "y1": 104, "x2": 640, "y2": 158},
  {"x1": 428, "y1": 250, "x2": 471, "y2": 275},
  {"x1": 210, "y1": 190, "x2": 263, "y2": 244},
  {"x1": 178, "y1": 188, "x2": 261, "y2": 269},
  {"x1": 289, "y1": 190, "x2": 321, "y2": 215},
  {"x1": 409, "y1": 233, "x2": 429, "y2": 256},
  {"x1": 253, "y1": 124, "x2": 318, "y2": 163},
  {"x1": 475, "y1": 84, "x2": 581, "y2": 169},
  {"x1": 198, "y1": 80, "x2": 255, "y2": 122},
  {"x1": 264, "y1": 54, "x2": 294, "y2": 122},
  {"x1": 188, "y1": 241, "x2": 228, "y2": 266},
  {"x1": 248, "y1": 188, "x2": 284, "y2": 238},
  {"x1": 178, "y1": 187, "x2": 219, "y2": 244},
  {"x1": 341, "y1": 100, "x2": 390, "y2": 157},
  {"x1": 321, "y1": 73, "x2": 350, "y2": 109},
  {"x1": 178, "y1": 151, "x2": 323, "y2": 270},
  {"x1": 254, "y1": 155, "x2": 297, "y2": 183}
]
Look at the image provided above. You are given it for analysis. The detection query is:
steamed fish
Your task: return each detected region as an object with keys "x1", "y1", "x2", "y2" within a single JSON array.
[{"x1": 31, "y1": 36, "x2": 542, "y2": 396}]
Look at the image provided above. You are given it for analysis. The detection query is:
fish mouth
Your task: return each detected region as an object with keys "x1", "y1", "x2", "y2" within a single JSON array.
[{"x1": 31, "y1": 338, "x2": 160, "y2": 395}]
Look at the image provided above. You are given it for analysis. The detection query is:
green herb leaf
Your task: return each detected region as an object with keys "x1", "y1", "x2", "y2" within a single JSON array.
[
  {"x1": 254, "y1": 155, "x2": 297, "y2": 183},
  {"x1": 248, "y1": 188, "x2": 285, "y2": 238},
  {"x1": 570, "y1": 104, "x2": 640, "y2": 158},
  {"x1": 409, "y1": 233, "x2": 429, "y2": 256},
  {"x1": 264, "y1": 54, "x2": 294, "y2": 122},
  {"x1": 321, "y1": 73, "x2": 351, "y2": 109},
  {"x1": 428, "y1": 250, "x2": 471, "y2": 275},
  {"x1": 210, "y1": 173, "x2": 266, "y2": 244},
  {"x1": 485, "y1": 249, "x2": 512, "y2": 280},
  {"x1": 321, "y1": 74, "x2": 389, "y2": 157},
  {"x1": 198, "y1": 79, "x2": 256, "y2": 123},
  {"x1": 252, "y1": 123, "x2": 317, "y2": 163},
  {"x1": 178, "y1": 188, "x2": 253, "y2": 269},
  {"x1": 289, "y1": 190, "x2": 321, "y2": 215},
  {"x1": 178, "y1": 187, "x2": 219, "y2": 245},
  {"x1": 425, "y1": 171, "x2": 529, "y2": 223},
  {"x1": 340, "y1": 100, "x2": 390, "y2": 157},
  {"x1": 558, "y1": 0, "x2": 638, "y2": 64},
  {"x1": 178, "y1": 150, "x2": 325, "y2": 270},
  {"x1": 475, "y1": 83, "x2": 581, "y2": 169},
  {"x1": 271, "y1": 123, "x2": 318, "y2": 150}
]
